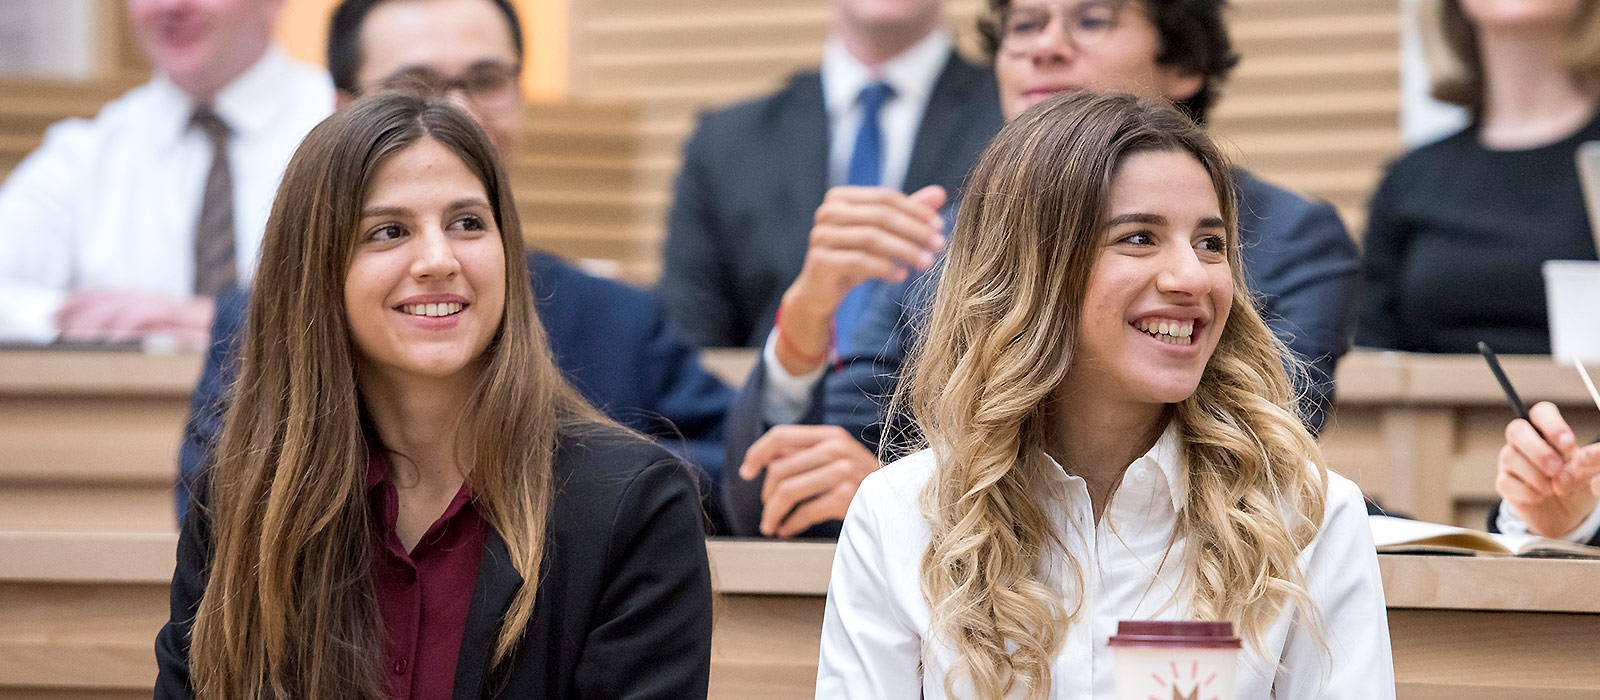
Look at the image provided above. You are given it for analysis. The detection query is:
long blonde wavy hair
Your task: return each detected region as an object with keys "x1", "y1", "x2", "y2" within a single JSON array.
[
  {"x1": 903, "y1": 92, "x2": 1328, "y2": 699},
  {"x1": 188, "y1": 95, "x2": 610, "y2": 700}
]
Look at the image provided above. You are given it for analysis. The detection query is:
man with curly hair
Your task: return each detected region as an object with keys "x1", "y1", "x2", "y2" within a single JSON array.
[{"x1": 725, "y1": 0, "x2": 1363, "y2": 538}]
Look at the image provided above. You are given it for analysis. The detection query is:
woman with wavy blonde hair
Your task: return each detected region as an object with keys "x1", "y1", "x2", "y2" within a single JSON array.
[
  {"x1": 815, "y1": 92, "x2": 1393, "y2": 699},
  {"x1": 152, "y1": 94, "x2": 712, "y2": 700}
]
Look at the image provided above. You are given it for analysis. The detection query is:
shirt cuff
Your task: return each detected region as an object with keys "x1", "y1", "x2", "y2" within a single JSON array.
[
  {"x1": 761, "y1": 330, "x2": 826, "y2": 425},
  {"x1": 0, "y1": 283, "x2": 65, "y2": 343},
  {"x1": 1498, "y1": 500, "x2": 1600, "y2": 543}
]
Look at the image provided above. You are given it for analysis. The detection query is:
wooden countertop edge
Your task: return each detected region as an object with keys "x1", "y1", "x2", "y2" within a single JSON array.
[
  {"x1": 5, "y1": 535, "x2": 1598, "y2": 614},
  {"x1": 1378, "y1": 553, "x2": 1600, "y2": 614},
  {"x1": 6, "y1": 349, "x2": 1600, "y2": 406},
  {"x1": 0, "y1": 351, "x2": 203, "y2": 396},
  {"x1": 0, "y1": 531, "x2": 177, "y2": 582}
]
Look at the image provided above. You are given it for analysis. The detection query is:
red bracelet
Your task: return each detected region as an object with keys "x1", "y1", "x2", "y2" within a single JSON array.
[{"x1": 774, "y1": 304, "x2": 834, "y2": 367}]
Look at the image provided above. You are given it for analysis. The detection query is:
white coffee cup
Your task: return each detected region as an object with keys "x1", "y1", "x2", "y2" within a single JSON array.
[
  {"x1": 1542, "y1": 260, "x2": 1600, "y2": 365},
  {"x1": 1109, "y1": 620, "x2": 1241, "y2": 700}
]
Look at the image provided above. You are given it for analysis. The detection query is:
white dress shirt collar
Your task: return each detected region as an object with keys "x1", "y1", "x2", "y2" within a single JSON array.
[
  {"x1": 149, "y1": 46, "x2": 298, "y2": 148},
  {"x1": 821, "y1": 28, "x2": 953, "y2": 119},
  {"x1": 1040, "y1": 421, "x2": 1188, "y2": 515}
]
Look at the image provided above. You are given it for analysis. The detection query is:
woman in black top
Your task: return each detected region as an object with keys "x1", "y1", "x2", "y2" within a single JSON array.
[
  {"x1": 1358, "y1": 0, "x2": 1600, "y2": 353},
  {"x1": 152, "y1": 95, "x2": 712, "y2": 700}
]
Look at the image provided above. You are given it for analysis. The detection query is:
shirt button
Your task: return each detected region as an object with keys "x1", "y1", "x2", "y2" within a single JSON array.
[
  {"x1": 393, "y1": 659, "x2": 408, "y2": 675},
  {"x1": 1134, "y1": 468, "x2": 1150, "y2": 484}
]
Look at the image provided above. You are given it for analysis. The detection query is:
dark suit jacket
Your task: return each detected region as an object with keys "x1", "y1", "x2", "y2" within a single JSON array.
[
  {"x1": 659, "y1": 50, "x2": 1005, "y2": 348},
  {"x1": 178, "y1": 252, "x2": 733, "y2": 524},
  {"x1": 721, "y1": 169, "x2": 1362, "y2": 537},
  {"x1": 154, "y1": 427, "x2": 714, "y2": 700}
]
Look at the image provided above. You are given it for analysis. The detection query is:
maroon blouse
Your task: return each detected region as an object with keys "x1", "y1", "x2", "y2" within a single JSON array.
[{"x1": 367, "y1": 455, "x2": 489, "y2": 700}]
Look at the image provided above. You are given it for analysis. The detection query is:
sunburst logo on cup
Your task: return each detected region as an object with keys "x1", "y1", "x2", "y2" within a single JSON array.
[{"x1": 1142, "y1": 660, "x2": 1219, "y2": 700}]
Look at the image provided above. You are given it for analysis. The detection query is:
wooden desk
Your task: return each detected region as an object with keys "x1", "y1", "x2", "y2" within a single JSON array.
[
  {"x1": 0, "y1": 347, "x2": 756, "y2": 535},
  {"x1": 1, "y1": 347, "x2": 1592, "y2": 533},
  {"x1": 0, "y1": 350, "x2": 200, "y2": 533},
  {"x1": 707, "y1": 540, "x2": 1600, "y2": 700},
  {"x1": 1323, "y1": 351, "x2": 1600, "y2": 526},
  {"x1": 2, "y1": 534, "x2": 1596, "y2": 699}
]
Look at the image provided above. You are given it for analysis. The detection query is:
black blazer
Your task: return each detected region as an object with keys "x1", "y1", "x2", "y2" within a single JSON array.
[
  {"x1": 659, "y1": 50, "x2": 1005, "y2": 348},
  {"x1": 154, "y1": 427, "x2": 714, "y2": 699}
]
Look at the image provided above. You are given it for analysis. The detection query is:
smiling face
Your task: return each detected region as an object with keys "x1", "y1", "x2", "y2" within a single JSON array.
[
  {"x1": 344, "y1": 137, "x2": 506, "y2": 393},
  {"x1": 1059, "y1": 148, "x2": 1232, "y2": 412},
  {"x1": 992, "y1": 0, "x2": 1202, "y2": 120},
  {"x1": 126, "y1": 0, "x2": 281, "y2": 100}
]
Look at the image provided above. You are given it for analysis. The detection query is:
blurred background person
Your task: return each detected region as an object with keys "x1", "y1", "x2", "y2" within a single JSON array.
[
  {"x1": 0, "y1": 0, "x2": 333, "y2": 345},
  {"x1": 1359, "y1": 0, "x2": 1600, "y2": 353},
  {"x1": 658, "y1": 0, "x2": 1004, "y2": 349},
  {"x1": 723, "y1": 0, "x2": 1361, "y2": 538},
  {"x1": 178, "y1": 0, "x2": 733, "y2": 523}
]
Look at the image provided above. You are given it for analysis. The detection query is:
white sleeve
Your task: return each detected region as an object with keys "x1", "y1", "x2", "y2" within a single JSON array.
[
  {"x1": 1497, "y1": 500, "x2": 1600, "y2": 544},
  {"x1": 0, "y1": 119, "x2": 92, "y2": 342},
  {"x1": 814, "y1": 476, "x2": 922, "y2": 699},
  {"x1": 1275, "y1": 475, "x2": 1395, "y2": 699},
  {"x1": 760, "y1": 330, "x2": 827, "y2": 425}
]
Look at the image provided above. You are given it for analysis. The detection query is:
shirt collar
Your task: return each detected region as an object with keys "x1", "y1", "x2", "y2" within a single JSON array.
[
  {"x1": 152, "y1": 45, "x2": 296, "y2": 148},
  {"x1": 1041, "y1": 421, "x2": 1187, "y2": 514},
  {"x1": 821, "y1": 28, "x2": 952, "y2": 118}
]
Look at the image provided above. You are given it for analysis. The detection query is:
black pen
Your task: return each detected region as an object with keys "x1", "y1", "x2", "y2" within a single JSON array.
[{"x1": 1477, "y1": 341, "x2": 1550, "y2": 443}]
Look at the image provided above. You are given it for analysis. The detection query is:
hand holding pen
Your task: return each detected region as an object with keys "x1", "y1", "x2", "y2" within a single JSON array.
[{"x1": 1480, "y1": 342, "x2": 1600, "y2": 537}]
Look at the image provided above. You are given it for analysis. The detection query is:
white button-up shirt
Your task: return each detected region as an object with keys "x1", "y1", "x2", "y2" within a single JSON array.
[
  {"x1": 820, "y1": 27, "x2": 952, "y2": 192},
  {"x1": 1498, "y1": 499, "x2": 1600, "y2": 543},
  {"x1": 0, "y1": 46, "x2": 333, "y2": 341},
  {"x1": 816, "y1": 426, "x2": 1395, "y2": 699}
]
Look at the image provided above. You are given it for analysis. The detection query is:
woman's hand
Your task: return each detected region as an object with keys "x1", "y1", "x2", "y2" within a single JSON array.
[{"x1": 1496, "y1": 401, "x2": 1600, "y2": 537}]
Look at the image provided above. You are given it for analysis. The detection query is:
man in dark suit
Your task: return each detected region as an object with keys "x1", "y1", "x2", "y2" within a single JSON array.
[
  {"x1": 177, "y1": 0, "x2": 732, "y2": 520},
  {"x1": 725, "y1": 0, "x2": 1364, "y2": 537},
  {"x1": 659, "y1": 0, "x2": 1006, "y2": 349}
]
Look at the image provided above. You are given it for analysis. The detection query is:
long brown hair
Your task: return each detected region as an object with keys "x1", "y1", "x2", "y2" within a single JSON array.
[
  {"x1": 188, "y1": 94, "x2": 607, "y2": 700},
  {"x1": 902, "y1": 92, "x2": 1327, "y2": 699}
]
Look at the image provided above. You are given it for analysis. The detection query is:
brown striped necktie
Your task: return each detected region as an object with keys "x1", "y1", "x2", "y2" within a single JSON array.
[{"x1": 191, "y1": 107, "x2": 236, "y2": 297}]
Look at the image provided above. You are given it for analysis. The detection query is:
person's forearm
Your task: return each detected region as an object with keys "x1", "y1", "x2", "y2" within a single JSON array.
[{"x1": 774, "y1": 288, "x2": 834, "y2": 375}]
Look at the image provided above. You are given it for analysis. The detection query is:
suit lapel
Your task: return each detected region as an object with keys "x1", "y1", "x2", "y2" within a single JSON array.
[
  {"x1": 451, "y1": 529, "x2": 524, "y2": 700},
  {"x1": 903, "y1": 51, "x2": 996, "y2": 194},
  {"x1": 778, "y1": 72, "x2": 831, "y2": 222}
]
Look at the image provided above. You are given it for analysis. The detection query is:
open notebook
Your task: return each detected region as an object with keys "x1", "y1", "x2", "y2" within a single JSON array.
[{"x1": 1369, "y1": 515, "x2": 1600, "y2": 558}]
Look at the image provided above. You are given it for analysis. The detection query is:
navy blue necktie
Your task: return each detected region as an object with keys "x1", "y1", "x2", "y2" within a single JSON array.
[{"x1": 835, "y1": 81, "x2": 895, "y2": 353}]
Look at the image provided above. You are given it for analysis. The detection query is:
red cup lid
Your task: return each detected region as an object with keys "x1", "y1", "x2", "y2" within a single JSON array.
[{"x1": 1107, "y1": 620, "x2": 1241, "y2": 649}]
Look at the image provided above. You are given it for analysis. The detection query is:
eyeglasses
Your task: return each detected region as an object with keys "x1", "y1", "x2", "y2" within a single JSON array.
[
  {"x1": 368, "y1": 62, "x2": 521, "y2": 107},
  {"x1": 993, "y1": 1, "x2": 1126, "y2": 53}
]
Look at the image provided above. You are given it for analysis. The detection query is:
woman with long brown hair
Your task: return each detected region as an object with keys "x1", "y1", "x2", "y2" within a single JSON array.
[
  {"x1": 152, "y1": 94, "x2": 713, "y2": 699},
  {"x1": 815, "y1": 92, "x2": 1392, "y2": 699}
]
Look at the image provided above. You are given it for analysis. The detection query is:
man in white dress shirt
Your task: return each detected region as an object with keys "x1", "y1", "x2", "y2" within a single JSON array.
[{"x1": 0, "y1": 0, "x2": 334, "y2": 344}]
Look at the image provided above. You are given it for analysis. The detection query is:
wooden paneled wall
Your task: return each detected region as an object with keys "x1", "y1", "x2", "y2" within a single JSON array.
[
  {"x1": 0, "y1": 1, "x2": 1403, "y2": 281},
  {"x1": 567, "y1": 0, "x2": 1402, "y2": 279}
]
